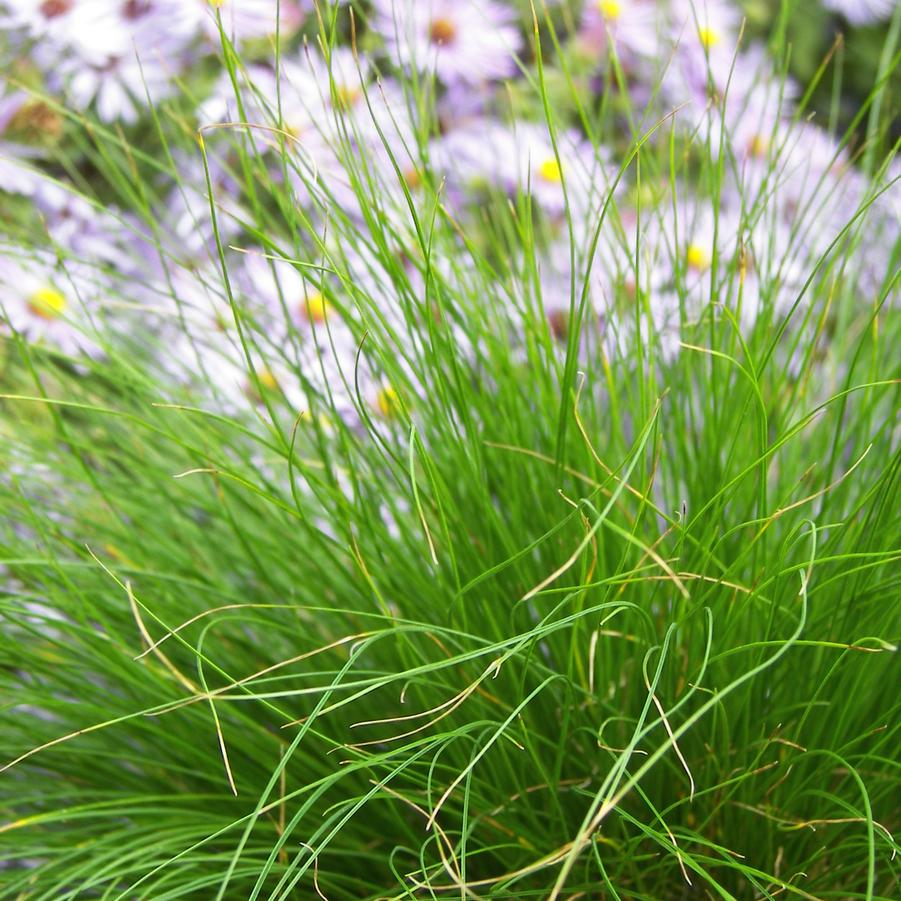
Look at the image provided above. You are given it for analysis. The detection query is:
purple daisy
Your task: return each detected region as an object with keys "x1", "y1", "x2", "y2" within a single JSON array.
[
  {"x1": 372, "y1": 0, "x2": 522, "y2": 86},
  {"x1": 822, "y1": 0, "x2": 897, "y2": 26}
]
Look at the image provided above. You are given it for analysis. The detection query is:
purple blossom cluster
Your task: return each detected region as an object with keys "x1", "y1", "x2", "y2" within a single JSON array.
[
  {"x1": 0, "y1": 0, "x2": 317, "y2": 121},
  {"x1": 0, "y1": 0, "x2": 897, "y2": 425}
]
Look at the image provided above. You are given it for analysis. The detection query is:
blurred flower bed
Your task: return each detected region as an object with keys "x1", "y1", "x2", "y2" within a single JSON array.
[{"x1": 0, "y1": 0, "x2": 897, "y2": 422}]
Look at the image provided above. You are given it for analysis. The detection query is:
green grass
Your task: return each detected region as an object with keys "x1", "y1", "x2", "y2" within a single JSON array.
[{"x1": 1, "y1": 6, "x2": 900, "y2": 899}]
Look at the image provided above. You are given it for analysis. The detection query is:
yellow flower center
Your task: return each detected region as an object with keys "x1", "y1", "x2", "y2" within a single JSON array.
[
  {"x1": 748, "y1": 134, "x2": 768, "y2": 158},
  {"x1": 538, "y1": 158, "x2": 563, "y2": 183},
  {"x1": 547, "y1": 309, "x2": 569, "y2": 342},
  {"x1": 375, "y1": 386, "x2": 401, "y2": 418},
  {"x1": 429, "y1": 17, "x2": 457, "y2": 46},
  {"x1": 334, "y1": 85, "x2": 360, "y2": 110},
  {"x1": 8, "y1": 99, "x2": 64, "y2": 145},
  {"x1": 39, "y1": 0, "x2": 73, "y2": 18},
  {"x1": 686, "y1": 243, "x2": 711, "y2": 272},
  {"x1": 597, "y1": 0, "x2": 622, "y2": 19},
  {"x1": 404, "y1": 166, "x2": 422, "y2": 190},
  {"x1": 258, "y1": 369, "x2": 279, "y2": 392},
  {"x1": 27, "y1": 287, "x2": 67, "y2": 320},
  {"x1": 697, "y1": 26, "x2": 719, "y2": 49},
  {"x1": 207, "y1": 0, "x2": 226, "y2": 8},
  {"x1": 301, "y1": 291, "x2": 329, "y2": 323}
]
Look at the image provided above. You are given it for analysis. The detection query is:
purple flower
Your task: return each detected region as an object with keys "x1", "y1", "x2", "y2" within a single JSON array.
[
  {"x1": 190, "y1": 0, "x2": 306, "y2": 47},
  {"x1": 0, "y1": 0, "x2": 83, "y2": 42},
  {"x1": 372, "y1": 0, "x2": 522, "y2": 86},
  {"x1": 0, "y1": 250, "x2": 105, "y2": 357},
  {"x1": 579, "y1": 1, "x2": 665, "y2": 65},
  {"x1": 32, "y1": 180, "x2": 130, "y2": 265},
  {"x1": 822, "y1": 0, "x2": 897, "y2": 26},
  {"x1": 35, "y1": 3, "x2": 195, "y2": 122}
]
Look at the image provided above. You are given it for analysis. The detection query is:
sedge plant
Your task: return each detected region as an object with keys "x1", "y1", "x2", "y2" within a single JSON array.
[{"x1": 0, "y1": 2, "x2": 899, "y2": 898}]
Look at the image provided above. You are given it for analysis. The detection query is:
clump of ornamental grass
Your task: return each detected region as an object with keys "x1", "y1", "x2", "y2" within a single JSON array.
[{"x1": 1, "y1": 3, "x2": 899, "y2": 899}]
